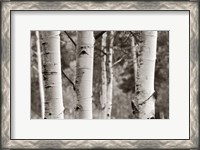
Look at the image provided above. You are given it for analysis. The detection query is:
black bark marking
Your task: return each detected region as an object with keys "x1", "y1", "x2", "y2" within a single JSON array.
[
  {"x1": 44, "y1": 117, "x2": 47, "y2": 119},
  {"x1": 42, "y1": 42, "x2": 49, "y2": 49},
  {"x1": 147, "y1": 117, "x2": 154, "y2": 119},
  {"x1": 43, "y1": 71, "x2": 58, "y2": 75},
  {"x1": 45, "y1": 85, "x2": 52, "y2": 89},
  {"x1": 136, "y1": 91, "x2": 140, "y2": 95},
  {"x1": 101, "y1": 105, "x2": 106, "y2": 110},
  {"x1": 79, "y1": 46, "x2": 90, "y2": 56},
  {"x1": 153, "y1": 91, "x2": 157, "y2": 100},
  {"x1": 79, "y1": 50, "x2": 88, "y2": 55},
  {"x1": 107, "y1": 114, "x2": 110, "y2": 117},
  {"x1": 44, "y1": 52, "x2": 51, "y2": 55},
  {"x1": 131, "y1": 101, "x2": 139, "y2": 114},
  {"x1": 43, "y1": 76, "x2": 47, "y2": 81},
  {"x1": 73, "y1": 86, "x2": 76, "y2": 91},
  {"x1": 49, "y1": 113, "x2": 52, "y2": 116},
  {"x1": 74, "y1": 105, "x2": 82, "y2": 111},
  {"x1": 42, "y1": 42, "x2": 47, "y2": 46}
]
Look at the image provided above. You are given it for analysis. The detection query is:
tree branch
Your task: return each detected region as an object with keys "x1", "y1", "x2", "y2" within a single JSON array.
[
  {"x1": 62, "y1": 70, "x2": 76, "y2": 91},
  {"x1": 95, "y1": 31, "x2": 106, "y2": 40},
  {"x1": 129, "y1": 31, "x2": 143, "y2": 44},
  {"x1": 32, "y1": 50, "x2": 38, "y2": 56},
  {"x1": 32, "y1": 65, "x2": 38, "y2": 72},
  {"x1": 122, "y1": 32, "x2": 131, "y2": 44},
  {"x1": 64, "y1": 31, "x2": 77, "y2": 47},
  {"x1": 96, "y1": 47, "x2": 108, "y2": 56},
  {"x1": 112, "y1": 55, "x2": 126, "y2": 67}
]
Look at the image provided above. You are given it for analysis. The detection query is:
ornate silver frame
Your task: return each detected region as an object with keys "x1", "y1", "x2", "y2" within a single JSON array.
[{"x1": 1, "y1": 1, "x2": 199, "y2": 149}]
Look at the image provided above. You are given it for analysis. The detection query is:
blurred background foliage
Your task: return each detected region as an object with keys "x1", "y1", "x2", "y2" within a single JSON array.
[{"x1": 31, "y1": 31, "x2": 169, "y2": 119}]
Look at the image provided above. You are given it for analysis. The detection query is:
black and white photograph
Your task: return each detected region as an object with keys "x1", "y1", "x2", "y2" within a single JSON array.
[
  {"x1": 1, "y1": 0, "x2": 199, "y2": 148},
  {"x1": 31, "y1": 31, "x2": 169, "y2": 119}
]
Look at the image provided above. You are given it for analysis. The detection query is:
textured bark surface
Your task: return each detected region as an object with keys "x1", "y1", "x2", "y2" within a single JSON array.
[
  {"x1": 106, "y1": 31, "x2": 114, "y2": 119},
  {"x1": 75, "y1": 31, "x2": 94, "y2": 119},
  {"x1": 131, "y1": 36, "x2": 138, "y2": 91},
  {"x1": 41, "y1": 31, "x2": 64, "y2": 119},
  {"x1": 35, "y1": 31, "x2": 45, "y2": 119},
  {"x1": 100, "y1": 32, "x2": 107, "y2": 119},
  {"x1": 131, "y1": 36, "x2": 139, "y2": 117},
  {"x1": 136, "y1": 31, "x2": 157, "y2": 119}
]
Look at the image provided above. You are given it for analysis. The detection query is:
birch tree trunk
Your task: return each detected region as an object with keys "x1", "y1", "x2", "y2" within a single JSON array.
[
  {"x1": 75, "y1": 31, "x2": 94, "y2": 119},
  {"x1": 35, "y1": 31, "x2": 45, "y2": 119},
  {"x1": 106, "y1": 31, "x2": 114, "y2": 119},
  {"x1": 41, "y1": 31, "x2": 64, "y2": 119},
  {"x1": 99, "y1": 32, "x2": 107, "y2": 119},
  {"x1": 136, "y1": 31, "x2": 157, "y2": 119},
  {"x1": 131, "y1": 35, "x2": 140, "y2": 118},
  {"x1": 131, "y1": 36, "x2": 138, "y2": 91}
]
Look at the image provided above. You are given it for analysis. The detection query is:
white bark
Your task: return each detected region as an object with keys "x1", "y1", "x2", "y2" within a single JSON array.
[
  {"x1": 41, "y1": 31, "x2": 64, "y2": 119},
  {"x1": 106, "y1": 31, "x2": 114, "y2": 119},
  {"x1": 35, "y1": 31, "x2": 45, "y2": 119},
  {"x1": 131, "y1": 36, "x2": 138, "y2": 91},
  {"x1": 75, "y1": 31, "x2": 94, "y2": 119},
  {"x1": 136, "y1": 31, "x2": 157, "y2": 119},
  {"x1": 100, "y1": 32, "x2": 107, "y2": 119}
]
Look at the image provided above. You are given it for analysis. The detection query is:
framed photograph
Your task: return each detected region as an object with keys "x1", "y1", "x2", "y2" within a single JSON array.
[{"x1": 1, "y1": 1, "x2": 199, "y2": 149}]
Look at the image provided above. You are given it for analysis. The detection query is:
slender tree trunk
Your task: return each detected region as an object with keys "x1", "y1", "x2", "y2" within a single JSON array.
[
  {"x1": 35, "y1": 31, "x2": 45, "y2": 119},
  {"x1": 106, "y1": 31, "x2": 114, "y2": 119},
  {"x1": 136, "y1": 31, "x2": 157, "y2": 119},
  {"x1": 75, "y1": 31, "x2": 94, "y2": 119},
  {"x1": 131, "y1": 36, "x2": 140, "y2": 118},
  {"x1": 41, "y1": 31, "x2": 64, "y2": 119},
  {"x1": 131, "y1": 36, "x2": 138, "y2": 91},
  {"x1": 99, "y1": 32, "x2": 107, "y2": 119}
]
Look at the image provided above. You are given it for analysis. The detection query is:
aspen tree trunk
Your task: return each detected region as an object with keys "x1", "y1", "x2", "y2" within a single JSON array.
[
  {"x1": 41, "y1": 31, "x2": 64, "y2": 119},
  {"x1": 135, "y1": 31, "x2": 157, "y2": 119},
  {"x1": 131, "y1": 36, "x2": 139, "y2": 118},
  {"x1": 99, "y1": 32, "x2": 107, "y2": 119},
  {"x1": 106, "y1": 31, "x2": 114, "y2": 119},
  {"x1": 35, "y1": 31, "x2": 45, "y2": 119},
  {"x1": 75, "y1": 31, "x2": 94, "y2": 119},
  {"x1": 131, "y1": 36, "x2": 138, "y2": 91}
]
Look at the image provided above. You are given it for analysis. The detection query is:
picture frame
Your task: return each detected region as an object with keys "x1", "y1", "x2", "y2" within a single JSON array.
[{"x1": 1, "y1": 0, "x2": 199, "y2": 149}]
